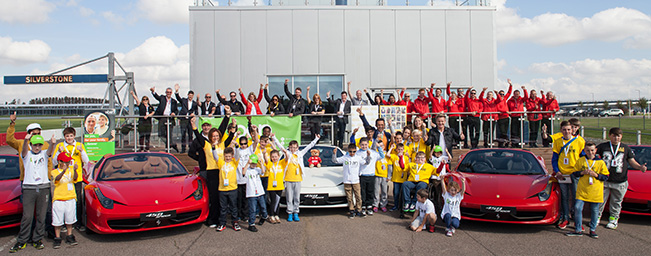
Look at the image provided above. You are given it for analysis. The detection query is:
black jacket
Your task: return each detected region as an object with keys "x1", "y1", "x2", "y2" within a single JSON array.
[
  {"x1": 175, "y1": 93, "x2": 199, "y2": 119},
  {"x1": 188, "y1": 116, "x2": 233, "y2": 171},
  {"x1": 200, "y1": 101, "x2": 216, "y2": 116},
  {"x1": 327, "y1": 98, "x2": 352, "y2": 123},
  {"x1": 263, "y1": 89, "x2": 286, "y2": 114},
  {"x1": 151, "y1": 91, "x2": 178, "y2": 120},
  {"x1": 284, "y1": 83, "x2": 307, "y2": 115},
  {"x1": 216, "y1": 91, "x2": 245, "y2": 115},
  {"x1": 425, "y1": 127, "x2": 462, "y2": 158}
]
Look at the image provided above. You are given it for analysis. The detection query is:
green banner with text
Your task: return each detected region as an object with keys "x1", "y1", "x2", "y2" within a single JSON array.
[{"x1": 199, "y1": 116, "x2": 301, "y2": 148}]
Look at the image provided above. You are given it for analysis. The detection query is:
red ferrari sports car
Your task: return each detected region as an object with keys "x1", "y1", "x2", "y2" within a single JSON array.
[
  {"x1": 621, "y1": 145, "x2": 651, "y2": 216},
  {"x1": 0, "y1": 154, "x2": 22, "y2": 229},
  {"x1": 83, "y1": 152, "x2": 208, "y2": 234},
  {"x1": 452, "y1": 149, "x2": 560, "y2": 224}
]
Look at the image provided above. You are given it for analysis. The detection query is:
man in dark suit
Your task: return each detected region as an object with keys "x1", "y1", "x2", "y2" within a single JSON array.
[
  {"x1": 200, "y1": 93, "x2": 216, "y2": 116},
  {"x1": 327, "y1": 90, "x2": 351, "y2": 149},
  {"x1": 174, "y1": 84, "x2": 199, "y2": 153},
  {"x1": 151, "y1": 86, "x2": 179, "y2": 152},
  {"x1": 284, "y1": 79, "x2": 307, "y2": 117}
]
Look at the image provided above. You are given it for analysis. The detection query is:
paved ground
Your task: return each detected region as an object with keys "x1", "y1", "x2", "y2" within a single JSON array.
[{"x1": 0, "y1": 206, "x2": 649, "y2": 256}]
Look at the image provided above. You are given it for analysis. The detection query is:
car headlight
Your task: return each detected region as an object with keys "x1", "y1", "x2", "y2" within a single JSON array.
[
  {"x1": 193, "y1": 179, "x2": 204, "y2": 200},
  {"x1": 538, "y1": 181, "x2": 552, "y2": 202},
  {"x1": 94, "y1": 187, "x2": 114, "y2": 209}
]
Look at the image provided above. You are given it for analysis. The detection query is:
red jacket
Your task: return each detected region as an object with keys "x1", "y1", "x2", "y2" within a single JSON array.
[
  {"x1": 495, "y1": 84, "x2": 512, "y2": 120},
  {"x1": 447, "y1": 98, "x2": 463, "y2": 117},
  {"x1": 240, "y1": 89, "x2": 263, "y2": 115},
  {"x1": 428, "y1": 88, "x2": 447, "y2": 113},
  {"x1": 480, "y1": 95, "x2": 498, "y2": 121},
  {"x1": 397, "y1": 90, "x2": 415, "y2": 114},
  {"x1": 541, "y1": 95, "x2": 559, "y2": 118},
  {"x1": 508, "y1": 90, "x2": 527, "y2": 117},
  {"x1": 447, "y1": 83, "x2": 466, "y2": 116},
  {"x1": 413, "y1": 95, "x2": 431, "y2": 119},
  {"x1": 465, "y1": 90, "x2": 484, "y2": 117},
  {"x1": 525, "y1": 95, "x2": 543, "y2": 121}
]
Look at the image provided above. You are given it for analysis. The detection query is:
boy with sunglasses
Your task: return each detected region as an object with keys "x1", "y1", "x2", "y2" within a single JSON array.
[{"x1": 333, "y1": 144, "x2": 371, "y2": 219}]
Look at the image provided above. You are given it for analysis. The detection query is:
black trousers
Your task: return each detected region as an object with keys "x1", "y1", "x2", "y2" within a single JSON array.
[
  {"x1": 360, "y1": 176, "x2": 376, "y2": 208},
  {"x1": 309, "y1": 120, "x2": 322, "y2": 140},
  {"x1": 511, "y1": 116, "x2": 523, "y2": 146},
  {"x1": 179, "y1": 119, "x2": 193, "y2": 151},
  {"x1": 335, "y1": 118, "x2": 347, "y2": 149},
  {"x1": 449, "y1": 117, "x2": 463, "y2": 147},
  {"x1": 158, "y1": 118, "x2": 175, "y2": 149},
  {"x1": 541, "y1": 118, "x2": 553, "y2": 147},
  {"x1": 268, "y1": 190, "x2": 282, "y2": 216},
  {"x1": 219, "y1": 190, "x2": 237, "y2": 225},
  {"x1": 482, "y1": 119, "x2": 495, "y2": 147},
  {"x1": 529, "y1": 119, "x2": 541, "y2": 145},
  {"x1": 237, "y1": 184, "x2": 249, "y2": 220},
  {"x1": 466, "y1": 116, "x2": 480, "y2": 148},
  {"x1": 497, "y1": 118, "x2": 510, "y2": 147},
  {"x1": 206, "y1": 170, "x2": 221, "y2": 225}
]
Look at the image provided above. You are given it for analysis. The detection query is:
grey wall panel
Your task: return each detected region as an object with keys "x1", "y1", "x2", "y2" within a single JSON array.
[
  {"x1": 369, "y1": 10, "x2": 396, "y2": 88},
  {"x1": 395, "y1": 10, "x2": 421, "y2": 88},
  {"x1": 292, "y1": 10, "x2": 319, "y2": 74},
  {"x1": 318, "y1": 10, "x2": 345, "y2": 74},
  {"x1": 421, "y1": 10, "x2": 447, "y2": 89},
  {"x1": 471, "y1": 10, "x2": 495, "y2": 88},
  {"x1": 344, "y1": 10, "x2": 371, "y2": 90},
  {"x1": 445, "y1": 10, "x2": 471, "y2": 86},
  {"x1": 190, "y1": 11, "x2": 214, "y2": 93},
  {"x1": 214, "y1": 11, "x2": 241, "y2": 90},
  {"x1": 241, "y1": 11, "x2": 268, "y2": 92},
  {"x1": 266, "y1": 10, "x2": 293, "y2": 75}
]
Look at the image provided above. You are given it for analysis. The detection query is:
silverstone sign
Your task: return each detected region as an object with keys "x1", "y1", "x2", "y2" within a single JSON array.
[{"x1": 3, "y1": 74, "x2": 108, "y2": 84}]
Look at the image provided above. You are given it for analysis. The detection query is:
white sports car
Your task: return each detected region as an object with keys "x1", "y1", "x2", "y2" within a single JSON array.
[{"x1": 281, "y1": 145, "x2": 347, "y2": 208}]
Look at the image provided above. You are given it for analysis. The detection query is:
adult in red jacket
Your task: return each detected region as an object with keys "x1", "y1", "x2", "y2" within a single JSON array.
[
  {"x1": 239, "y1": 85, "x2": 264, "y2": 115},
  {"x1": 465, "y1": 87, "x2": 484, "y2": 149},
  {"x1": 428, "y1": 83, "x2": 447, "y2": 114},
  {"x1": 540, "y1": 91, "x2": 560, "y2": 147},
  {"x1": 480, "y1": 89, "x2": 498, "y2": 148},
  {"x1": 398, "y1": 89, "x2": 415, "y2": 121},
  {"x1": 413, "y1": 88, "x2": 432, "y2": 121},
  {"x1": 494, "y1": 80, "x2": 512, "y2": 147},
  {"x1": 447, "y1": 92, "x2": 464, "y2": 147},
  {"x1": 507, "y1": 86, "x2": 528, "y2": 147},
  {"x1": 525, "y1": 89, "x2": 543, "y2": 148},
  {"x1": 447, "y1": 82, "x2": 469, "y2": 148}
]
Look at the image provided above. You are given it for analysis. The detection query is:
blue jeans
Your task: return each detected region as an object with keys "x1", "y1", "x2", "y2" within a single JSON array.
[
  {"x1": 559, "y1": 183, "x2": 572, "y2": 221},
  {"x1": 393, "y1": 182, "x2": 403, "y2": 210},
  {"x1": 401, "y1": 181, "x2": 428, "y2": 206},
  {"x1": 574, "y1": 199, "x2": 599, "y2": 232},
  {"x1": 248, "y1": 196, "x2": 268, "y2": 226},
  {"x1": 443, "y1": 213, "x2": 460, "y2": 229}
]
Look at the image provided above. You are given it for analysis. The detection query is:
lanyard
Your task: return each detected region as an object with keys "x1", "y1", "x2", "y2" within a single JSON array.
[
  {"x1": 585, "y1": 158, "x2": 595, "y2": 171},
  {"x1": 560, "y1": 136, "x2": 577, "y2": 156},
  {"x1": 415, "y1": 163, "x2": 424, "y2": 174},
  {"x1": 610, "y1": 142, "x2": 620, "y2": 157}
]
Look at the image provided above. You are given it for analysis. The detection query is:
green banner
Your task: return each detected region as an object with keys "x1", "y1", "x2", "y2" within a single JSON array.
[
  {"x1": 84, "y1": 134, "x2": 115, "y2": 161},
  {"x1": 199, "y1": 116, "x2": 302, "y2": 148}
]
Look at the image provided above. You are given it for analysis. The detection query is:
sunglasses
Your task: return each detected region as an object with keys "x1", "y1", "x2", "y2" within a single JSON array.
[
  {"x1": 230, "y1": 95, "x2": 237, "y2": 97},
  {"x1": 205, "y1": 96, "x2": 211, "y2": 98},
  {"x1": 240, "y1": 143, "x2": 247, "y2": 146},
  {"x1": 166, "y1": 91, "x2": 172, "y2": 94},
  {"x1": 348, "y1": 150, "x2": 357, "y2": 153}
]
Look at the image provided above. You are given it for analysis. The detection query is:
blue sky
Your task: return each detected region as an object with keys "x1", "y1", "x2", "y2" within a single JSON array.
[{"x1": 1, "y1": 0, "x2": 651, "y2": 104}]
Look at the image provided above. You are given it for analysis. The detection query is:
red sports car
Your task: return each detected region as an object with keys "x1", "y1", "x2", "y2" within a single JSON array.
[
  {"x1": 0, "y1": 155, "x2": 22, "y2": 229},
  {"x1": 452, "y1": 149, "x2": 560, "y2": 224},
  {"x1": 621, "y1": 145, "x2": 651, "y2": 216},
  {"x1": 83, "y1": 152, "x2": 208, "y2": 234}
]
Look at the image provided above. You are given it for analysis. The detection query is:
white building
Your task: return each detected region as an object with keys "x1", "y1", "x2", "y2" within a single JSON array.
[{"x1": 189, "y1": 2, "x2": 496, "y2": 105}]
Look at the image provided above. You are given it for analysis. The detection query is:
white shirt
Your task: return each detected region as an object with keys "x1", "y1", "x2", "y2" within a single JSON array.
[
  {"x1": 441, "y1": 192, "x2": 464, "y2": 220},
  {"x1": 235, "y1": 146, "x2": 255, "y2": 184},
  {"x1": 438, "y1": 129, "x2": 447, "y2": 158},
  {"x1": 163, "y1": 97, "x2": 172, "y2": 116},
  {"x1": 416, "y1": 199, "x2": 435, "y2": 219},
  {"x1": 250, "y1": 104, "x2": 257, "y2": 115},
  {"x1": 334, "y1": 154, "x2": 369, "y2": 184},
  {"x1": 338, "y1": 100, "x2": 346, "y2": 118},
  {"x1": 429, "y1": 155, "x2": 449, "y2": 179},
  {"x1": 22, "y1": 151, "x2": 50, "y2": 186},
  {"x1": 245, "y1": 167, "x2": 265, "y2": 198},
  {"x1": 358, "y1": 149, "x2": 380, "y2": 176}
]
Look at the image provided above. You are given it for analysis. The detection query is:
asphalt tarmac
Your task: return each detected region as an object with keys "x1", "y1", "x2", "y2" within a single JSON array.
[{"x1": 0, "y1": 206, "x2": 649, "y2": 256}]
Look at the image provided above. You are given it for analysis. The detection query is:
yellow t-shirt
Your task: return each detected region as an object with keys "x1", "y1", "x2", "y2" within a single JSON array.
[
  {"x1": 390, "y1": 154, "x2": 410, "y2": 183},
  {"x1": 255, "y1": 146, "x2": 272, "y2": 177},
  {"x1": 354, "y1": 137, "x2": 374, "y2": 148},
  {"x1": 409, "y1": 140, "x2": 428, "y2": 160},
  {"x1": 574, "y1": 157, "x2": 609, "y2": 203},
  {"x1": 407, "y1": 162, "x2": 435, "y2": 184},
  {"x1": 284, "y1": 153, "x2": 303, "y2": 182},
  {"x1": 552, "y1": 136, "x2": 585, "y2": 175},
  {"x1": 50, "y1": 167, "x2": 77, "y2": 202},
  {"x1": 204, "y1": 143, "x2": 219, "y2": 170},
  {"x1": 390, "y1": 145, "x2": 412, "y2": 160},
  {"x1": 217, "y1": 159, "x2": 238, "y2": 191},
  {"x1": 375, "y1": 156, "x2": 392, "y2": 178},
  {"x1": 265, "y1": 159, "x2": 286, "y2": 191},
  {"x1": 53, "y1": 142, "x2": 86, "y2": 183},
  {"x1": 550, "y1": 132, "x2": 563, "y2": 142}
]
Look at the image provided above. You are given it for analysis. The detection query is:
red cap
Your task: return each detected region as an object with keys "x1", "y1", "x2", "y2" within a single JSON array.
[{"x1": 57, "y1": 152, "x2": 72, "y2": 163}]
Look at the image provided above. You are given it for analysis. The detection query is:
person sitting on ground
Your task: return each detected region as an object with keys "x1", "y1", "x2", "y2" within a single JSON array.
[{"x1": 408, "y1": 189, "x2": 437, "y2": 233}]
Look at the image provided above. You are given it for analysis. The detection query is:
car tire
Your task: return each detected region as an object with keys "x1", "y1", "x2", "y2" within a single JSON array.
[{"x1": 618, "y1": 113, "x2": 623, "y2": 117}]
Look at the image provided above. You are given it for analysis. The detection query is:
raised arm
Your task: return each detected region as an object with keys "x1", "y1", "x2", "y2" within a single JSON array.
[
  {"x1": 446, "y1": 82, "x2": 452, "y2": 96},
  {"x1": 150, "y1": 87, "x2": 162, "y2": 102},
  {"x1": 306, "y1": 86, "x2": 312, "y2": 104},
  {"x1": 130, "y1": 91, "x2": 141, "y2": 105},
  {"x1": 505, "y1": 79, "x2": 513, "y2": 99},
  {"x1": 263, "y1": 84, "x2": 272, "y2": 103},
  {"x1": 284, "y1": 79, "x2": 295, "y2": 100},
  {"x1": 239, "y1": 88, "x2": 249, "y2": 105},
  {"x1": 365, "y1": 90, "x2": 377, "y2": 105},
  {"x1": 257, "y1": 85, "x2": 264, "y2": 104},
  {"x1": 215, "y1": 90, "x2": 228, "y2": 105},
  {"x1": 347, "y1": 81, "x2": 352, "y2": 99}
]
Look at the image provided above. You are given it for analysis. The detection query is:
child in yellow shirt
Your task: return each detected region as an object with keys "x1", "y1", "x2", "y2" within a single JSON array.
[
  {"x1": 263, "y1": 149, "x2": 286, "y2": 224},
  {"x1": 373, "y1": 141, "x2": 392, "y2": 212},
  {"x1": 389, "y1": 143, "x2": 410, "y2": 218},
  {"x1": 50, "y1": 152, "x2": 79, "y2": 248},
  {"x1": 213, "y1": 147, "x2": 240, "y2": 232},
  {"x1": 552, "y1": 121, "x2": 585, "y2": 230},
  {"x1": 401, "y1": 151, "x2": 435, "y2": 213}
]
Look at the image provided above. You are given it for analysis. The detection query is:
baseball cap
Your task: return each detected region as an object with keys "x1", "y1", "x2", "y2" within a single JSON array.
[
  {"x1": 26, "y1": 123, "x2": 42, "y2": 132},
  {"x1": 434, "y1": 145, "x2": 443, "y2": 153},
  {"x1": 249, "y1": 154, "x2": 259, "y2": 164},
  {"x1": 57, "y1": 152, "x2": 73, "y2": 163},
  {"x1": 30, "y1": 135, "x2": 45, "y2": 145}
]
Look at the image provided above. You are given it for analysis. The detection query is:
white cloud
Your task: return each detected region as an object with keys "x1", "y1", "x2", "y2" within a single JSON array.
[
  {"x1": 0, "y1": 0, "x2": 56, "y2": 24},
  {"x1": 79, "y1": 6, "x2": 94, "y2": 17},
  {"x1": 0, "y1": 37, "x2": 51, "y2": 65},
  {"x1": 496, "y1": 59, "x2": 507, "y2": 70},
  {"x1": 495, "y1": 0, "x2": 651, "y2": 46},
  {"x1": 102, "y1": 11, "x2": 126, "y2": 24},
  {"x1": 137, "y1": 0, "x2": 197, "y2": 24}
]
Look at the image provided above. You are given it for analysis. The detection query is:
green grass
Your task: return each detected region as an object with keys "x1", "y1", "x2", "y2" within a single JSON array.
[
  {"x1": 555, "y1": 116, "x2": 651, "y2": 145},
  {"x1": 0, "y1": 116, "x2": 80, "y2": 133}
]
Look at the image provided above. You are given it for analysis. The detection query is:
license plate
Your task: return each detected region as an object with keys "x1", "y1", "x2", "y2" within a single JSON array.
[
  {"x1": 301, "y1": 194, "x2": 329, "y2": 205},
  {"x1": 480, "y1": 205, "x2": 516, "y2": 214},
  {"x1": 140, "y1": 210, "x2": 177, "y2": 221}
]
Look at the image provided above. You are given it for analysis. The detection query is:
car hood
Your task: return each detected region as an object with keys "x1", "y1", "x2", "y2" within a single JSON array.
[
  {"x1": 627, "y1": 170, "x2": 651, "y2": 194},
  {"x1": 302, "y1": 167, "x2": 343, "y2": 189},
  {"x1": 460, "y1": 173, "x2": 549, "y2": 200},
  {"x1": 0, "y1": 179, "x2": 21, "y2": 204},
  {"x1": 96, "y1": 175, "x2": 199, "y2": 206}
]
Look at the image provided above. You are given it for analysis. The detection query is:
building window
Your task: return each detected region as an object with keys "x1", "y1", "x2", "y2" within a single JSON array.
[{"x1": 267, "y1": 75, "x2": 344, "y2": 102}]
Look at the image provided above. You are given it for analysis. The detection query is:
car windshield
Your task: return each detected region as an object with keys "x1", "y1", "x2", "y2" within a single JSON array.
[
  {"x1": 631, "y1": 147, "x2": 651, "y2": 167},
  {"x1": 0, "y1": 156, "x2": 20, "y2": 180},
  {"x1": 457, "y1": 150, "x2": 545, "y2": 175},
  {"x1": 98, "y1": 153, "x2": 187, "y2": 181},
  {"x1": 300, "y1": 146, "x2": 344, "y2": 167}
]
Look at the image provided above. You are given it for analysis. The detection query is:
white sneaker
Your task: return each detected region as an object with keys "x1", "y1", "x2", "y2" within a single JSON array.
[
  {"x1": 446, "y1": 230, "x2": 453, "y2": 237},
  {"x1": 606, "y1": 217, "x2": 618, "y2": 229},
  {"x1": 451, "y1": 228, "x2": 456, "y2": 234},
  {"x1": 209, "y1": 224, "x2": 217, "y2": 228}
]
